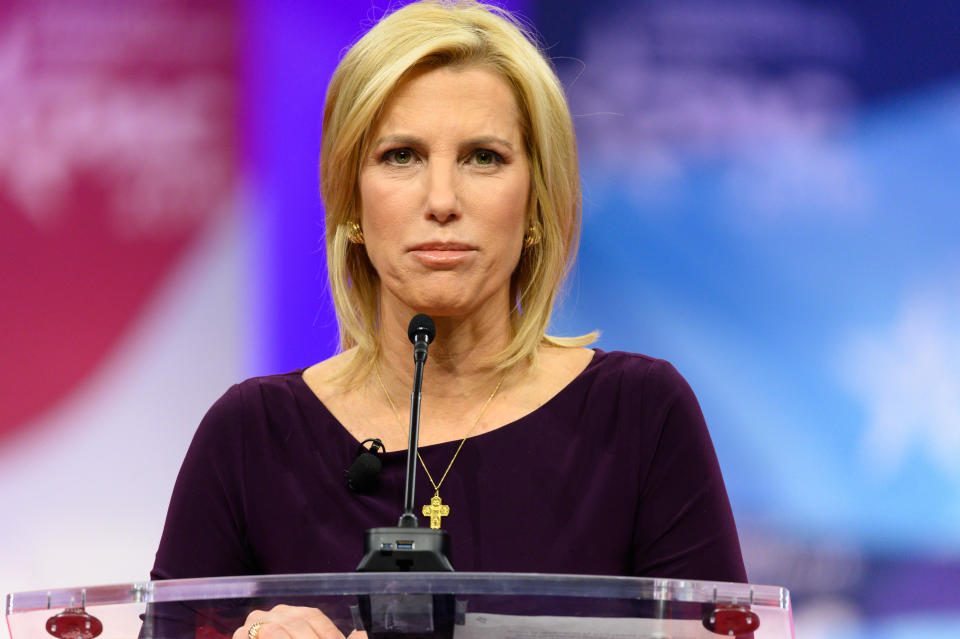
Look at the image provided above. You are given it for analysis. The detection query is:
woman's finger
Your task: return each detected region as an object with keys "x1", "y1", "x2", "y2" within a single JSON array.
[
  {"x1": 234, "y1": 604, "x2": 345, "y2": 639},
  {"x1": 244, "y1": 609, "x2": 267, "y2": 627},
  {"x1": 235, "y1": 610, "x2": 266, "y2": 639},
  {"x1": 300, "y1": 609, "x2": 344, "y2": 639}
]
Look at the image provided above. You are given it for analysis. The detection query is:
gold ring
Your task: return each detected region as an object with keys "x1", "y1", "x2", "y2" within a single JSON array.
[{"x1": 248, "y1": 621, "x2": 264, "y2": 639}]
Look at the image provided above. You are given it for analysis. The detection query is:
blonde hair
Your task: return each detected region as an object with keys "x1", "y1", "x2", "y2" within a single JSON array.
[{"x1": 321, "y1": 0, "x2": 595, "y2": 379}]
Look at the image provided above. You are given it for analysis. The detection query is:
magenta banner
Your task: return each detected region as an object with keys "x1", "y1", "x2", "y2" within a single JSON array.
[{"x1": 0, "y1": 0, "x2": 239, "y2": 437}]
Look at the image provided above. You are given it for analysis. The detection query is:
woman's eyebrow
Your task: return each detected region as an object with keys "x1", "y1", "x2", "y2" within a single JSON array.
[
  {"x1": 462, "y1": 136, "x2": 514, "y2": 151},
  {"x1": 372, "y1": 134, "x2": 424, "y2": 148},
  {"x1": 372, "y1": 134, "x2": 515, "y2": 151}
]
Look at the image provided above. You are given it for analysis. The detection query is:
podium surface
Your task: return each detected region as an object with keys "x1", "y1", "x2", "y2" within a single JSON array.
[{"x1": 6, "y1": 573, "x2": 794, "y2": 639}]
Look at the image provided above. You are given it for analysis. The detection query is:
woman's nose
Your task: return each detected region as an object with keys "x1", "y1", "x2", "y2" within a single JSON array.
[{"x1": 424, "y1": 160, "x2": 459, "y2": 223}]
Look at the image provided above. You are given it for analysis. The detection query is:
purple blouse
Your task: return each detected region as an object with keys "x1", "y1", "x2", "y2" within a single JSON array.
[{"x1": 151, "y1": 350, "x2": 746, "y2": 582}]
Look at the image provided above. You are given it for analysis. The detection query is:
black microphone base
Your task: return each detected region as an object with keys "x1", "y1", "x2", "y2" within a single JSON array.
[
  {"x1": 356, "y1": 527, "x2": 455, "y2": 638},
  {"x1": 356, "y1": 527, "x2": 453, "y2": 572}
]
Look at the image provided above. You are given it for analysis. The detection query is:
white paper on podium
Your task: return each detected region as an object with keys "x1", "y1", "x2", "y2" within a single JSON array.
[{"x1": 455, "y1": 613, "x2": 711, "y2": 639}]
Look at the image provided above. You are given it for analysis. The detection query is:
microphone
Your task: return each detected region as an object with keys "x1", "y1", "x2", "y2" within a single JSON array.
[
  {"x1": 345, "y1": 438, "x2": 385, "y2": 494},
  {"x1": 356, "y1": 313, "x2": 452, "y2": 572},
  {"x1": 355, "y1": 314, "x2": 454, "y2": 638}
]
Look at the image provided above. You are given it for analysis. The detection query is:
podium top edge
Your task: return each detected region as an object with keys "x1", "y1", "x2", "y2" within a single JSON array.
[{"x1": 6, "y1": 573, "x2": 789, "y2": 615}]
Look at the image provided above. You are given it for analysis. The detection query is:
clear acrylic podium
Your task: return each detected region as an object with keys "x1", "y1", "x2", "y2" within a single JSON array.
[{"x1": 6, "y1": 573, "x2": 794, "y2": 639}]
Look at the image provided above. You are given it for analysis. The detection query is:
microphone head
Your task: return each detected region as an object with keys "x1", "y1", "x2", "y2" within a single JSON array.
[{"x1": 408, "y1": 314, "x2": 436, "y2": 345}]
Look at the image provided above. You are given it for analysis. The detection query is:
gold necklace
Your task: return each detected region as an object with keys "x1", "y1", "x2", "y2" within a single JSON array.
[{"x1": 375, "y1": 365, "x2": 505, "y2": 529}]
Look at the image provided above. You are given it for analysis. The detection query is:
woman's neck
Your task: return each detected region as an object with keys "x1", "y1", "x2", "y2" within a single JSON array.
[{"x1": 375, "y1": 296, "x2": 517, "y2": 403}]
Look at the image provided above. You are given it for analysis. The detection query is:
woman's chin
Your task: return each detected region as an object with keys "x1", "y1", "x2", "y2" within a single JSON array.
[
  {"x1": 401, "y1": 293, "x2": 494, "y2": 320},
  {"x1": 406, "y1": 300, "x2": 475, "y2": 319},
  {"x1": 382, "y1": 278, "x2": 510, "y2": 322}
]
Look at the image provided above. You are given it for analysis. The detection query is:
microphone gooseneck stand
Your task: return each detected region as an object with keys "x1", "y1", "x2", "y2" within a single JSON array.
[
  {"x1": 355, "y1": 314, "x2": 457, "y2": 639},
  {"x1": 399, "y1": 315, "x2": 429, "y2": 527}
]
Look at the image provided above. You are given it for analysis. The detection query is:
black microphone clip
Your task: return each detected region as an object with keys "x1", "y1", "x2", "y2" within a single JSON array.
[{"x1": 345, "y1": 437, "x2": 385, "y2": 494}]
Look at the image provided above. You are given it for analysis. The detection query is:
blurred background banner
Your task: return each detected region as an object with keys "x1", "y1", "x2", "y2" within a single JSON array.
[
  {"x1": 0, "y1": 0, "x2": 243, "y2": 589},
  {"x1": 1, "y1": 1, "x2": 958, "y2": 638}
]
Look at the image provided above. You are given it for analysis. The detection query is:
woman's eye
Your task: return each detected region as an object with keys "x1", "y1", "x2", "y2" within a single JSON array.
[
  {"x1": 471, "y1": 149, "x2": 502, "y2": 166},
  {"x1": 384, "y1": 148, "x2": 414, "y2": 165}
]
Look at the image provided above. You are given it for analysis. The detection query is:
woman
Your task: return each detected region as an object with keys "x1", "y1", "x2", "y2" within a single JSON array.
[{"x1": 151, "y1": 0, "x2": 746, "y2": 636}]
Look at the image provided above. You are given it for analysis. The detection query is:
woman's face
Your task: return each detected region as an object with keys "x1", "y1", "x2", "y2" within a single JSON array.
[{"x1": 358, "y1": 65, "x2": 530, "y2": 321}]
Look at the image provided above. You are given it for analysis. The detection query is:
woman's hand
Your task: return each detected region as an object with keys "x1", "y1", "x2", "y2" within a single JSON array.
[{"x1": 235, "y1": 604, "x2": 366, "y2": 639}]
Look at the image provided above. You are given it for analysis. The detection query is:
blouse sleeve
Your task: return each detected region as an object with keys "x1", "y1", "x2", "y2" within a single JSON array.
[
  {"x1": 631, "y1": 361, "x2": 747, "y2": 582},
  {"x1": 150, "y1": 384, "x2": 258, "y2": 580}
]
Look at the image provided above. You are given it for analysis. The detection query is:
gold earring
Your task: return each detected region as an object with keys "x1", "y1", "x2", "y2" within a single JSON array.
[
  {"x1": 523, "y1": 223, "x2": 541, "y2": 249},
  {"x1": 347, "y1": 221, "x2": 364, "y2": 245}
]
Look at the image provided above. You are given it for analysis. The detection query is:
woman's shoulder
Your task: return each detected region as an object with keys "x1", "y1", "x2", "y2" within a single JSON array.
[
  {"x1": 194, "y1": 369, "x2": 316, "y2": 441},
  {"x1": 586, "y1": 348, "x2": 690, "y2": 392},
  {"x1": 216, "y1": 369, "x2": 311, "y2": 408},
  {"x1": 301, "y1": 349, "x2": 351, "y2": 392},
  {"x1": 523, "y1": 347, "x2": 694, "y2": 423}
]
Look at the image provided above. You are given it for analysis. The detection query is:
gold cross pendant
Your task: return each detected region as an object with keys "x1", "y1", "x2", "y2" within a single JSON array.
[{"x1": 422, "y1": 491, "x2": 450, "y2": 529}]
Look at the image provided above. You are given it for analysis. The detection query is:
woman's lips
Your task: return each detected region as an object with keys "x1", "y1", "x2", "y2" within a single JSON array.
[{"x1": 409, "y1": 242, "x2": 476, "y2": 268}]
